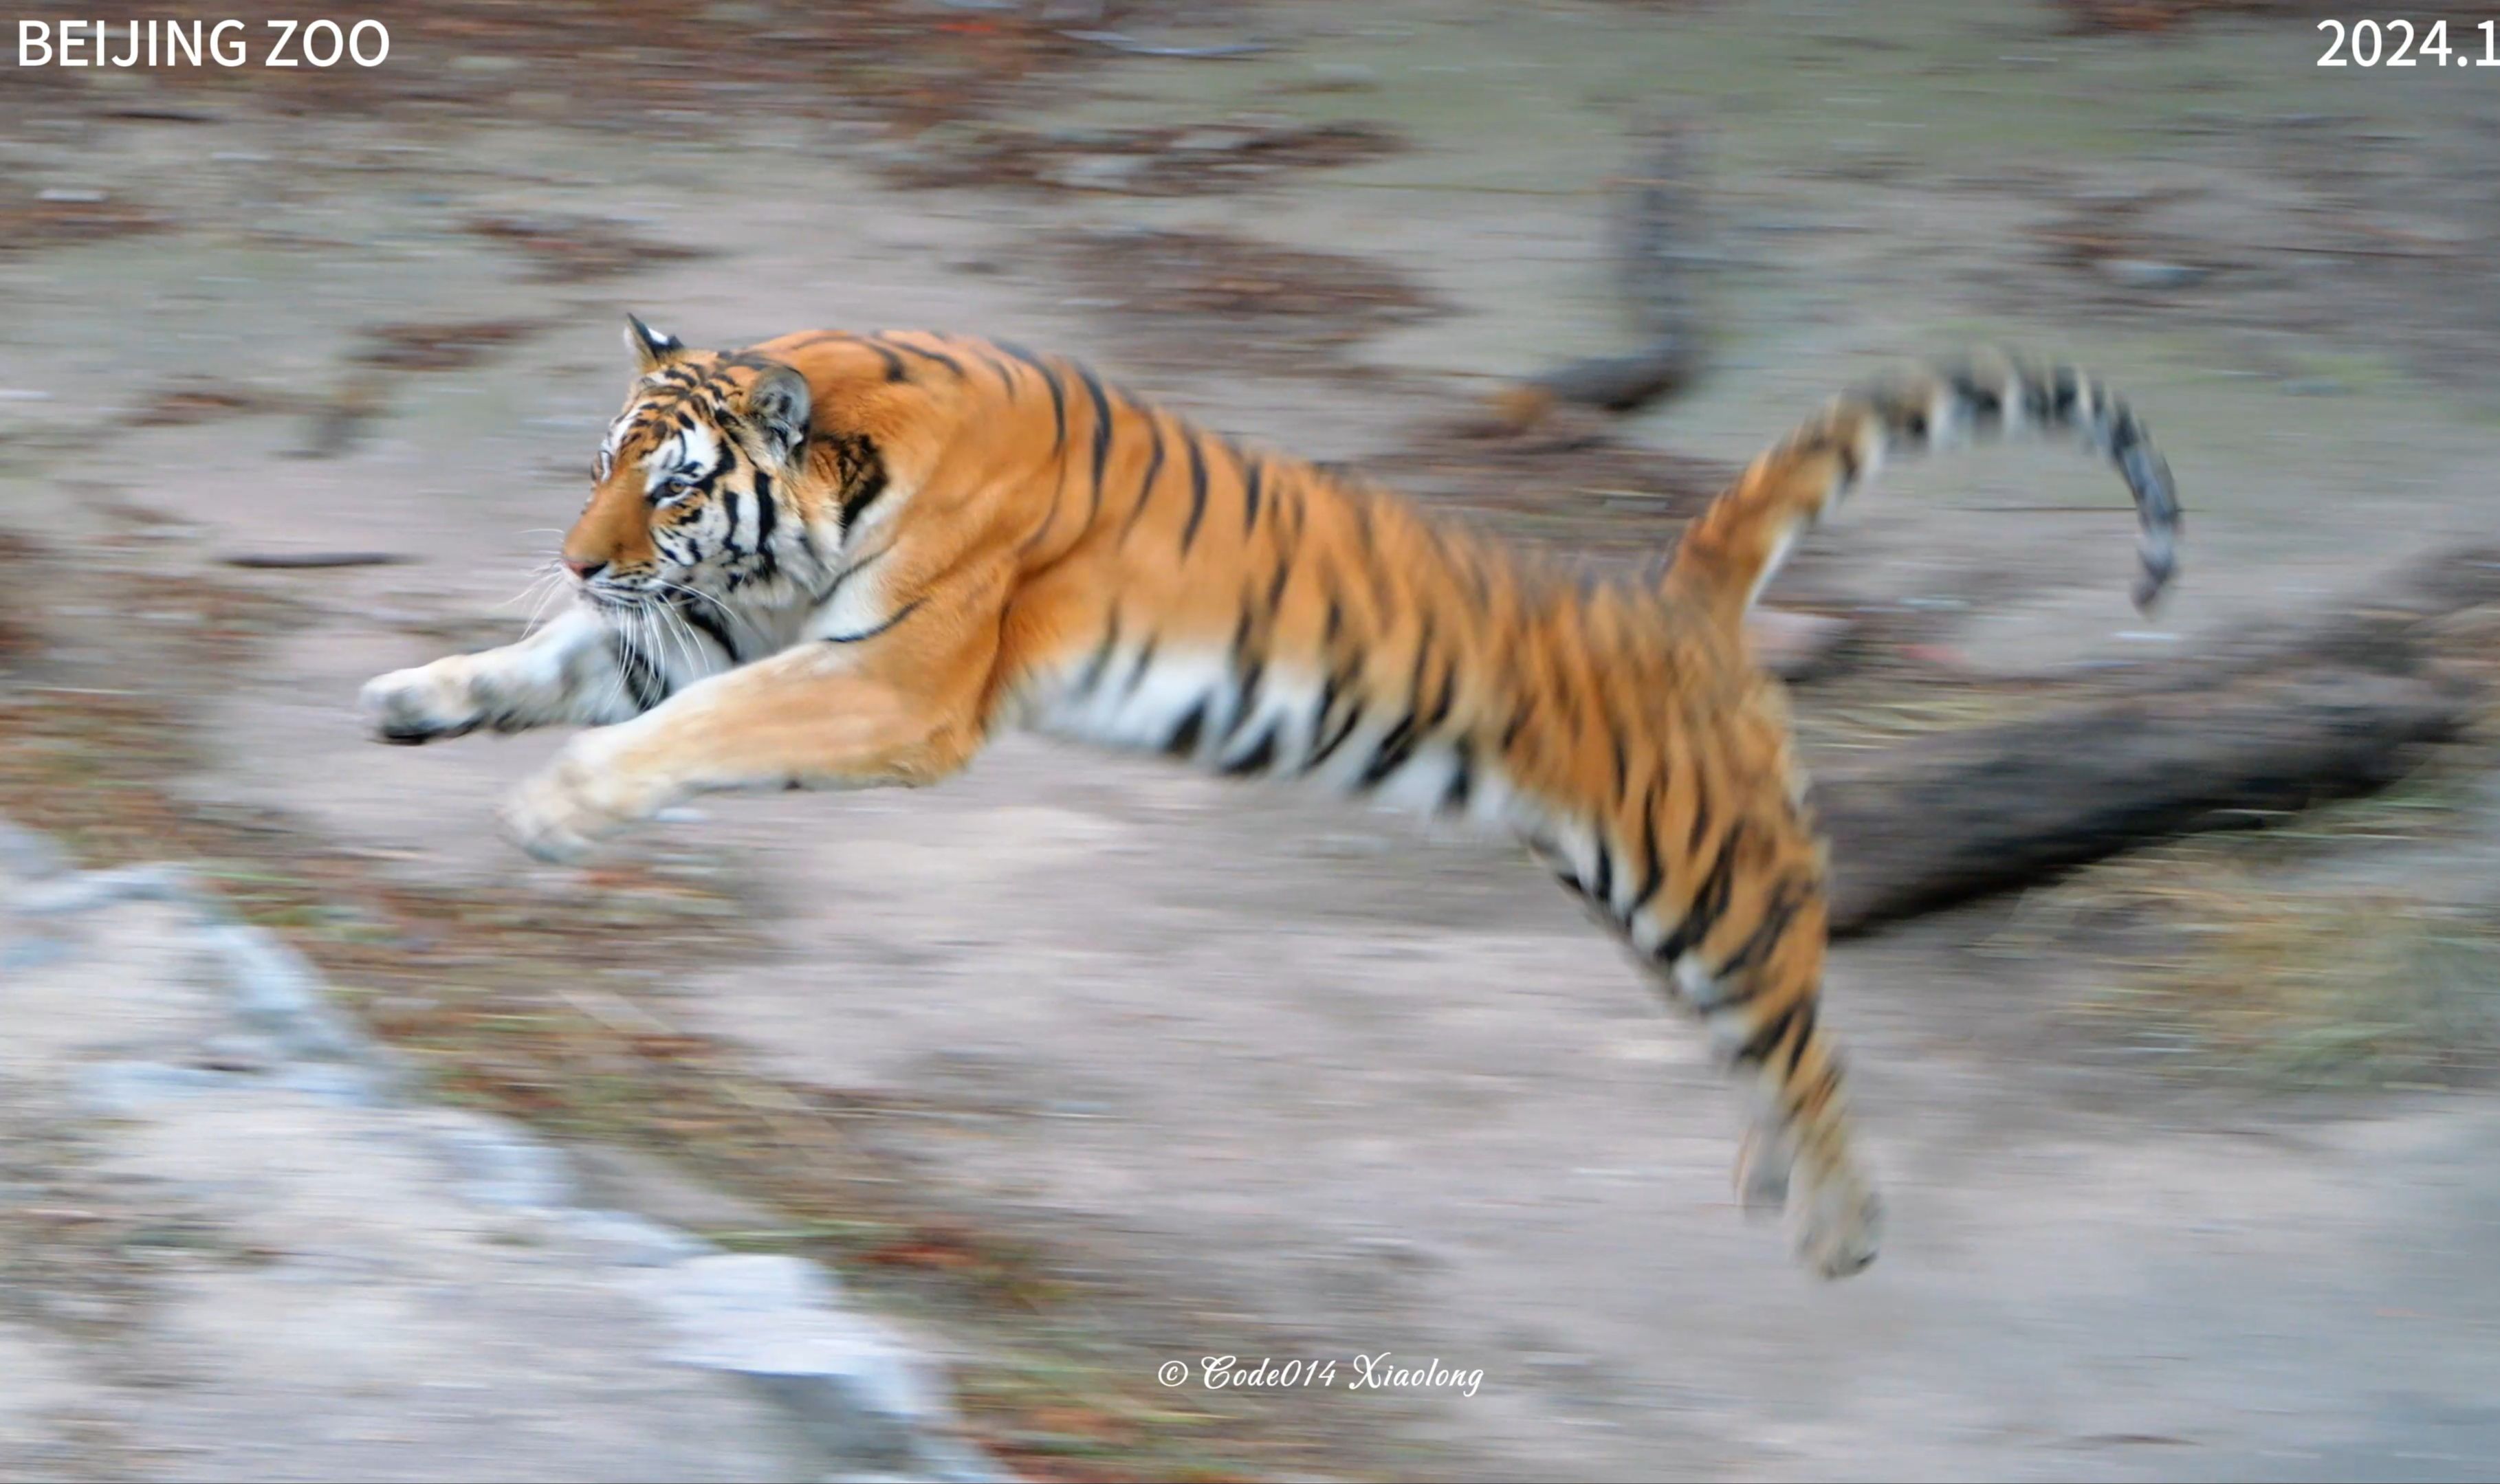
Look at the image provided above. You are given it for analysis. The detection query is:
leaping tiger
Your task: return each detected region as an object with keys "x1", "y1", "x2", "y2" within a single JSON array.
[{"x1": 362, "y1": 315, "x2": 2179, "y2": 1278}]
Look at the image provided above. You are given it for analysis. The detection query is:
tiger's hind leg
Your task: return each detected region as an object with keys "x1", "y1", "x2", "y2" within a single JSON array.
[
  {"x1": 1692, "y1": 889, "x2": 1883, "y2": 1278},
  {"x1": 1550, "y1": 810, "x2": 1881, "y2": 1278}
]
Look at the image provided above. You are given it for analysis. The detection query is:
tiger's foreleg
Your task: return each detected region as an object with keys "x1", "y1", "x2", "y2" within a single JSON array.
[
  {"x1": 361, "y1": 607, "x2": 677, "y2": 742},
  {"x1": 498, "y1": 629, "x2": 994, "y2": 863}
]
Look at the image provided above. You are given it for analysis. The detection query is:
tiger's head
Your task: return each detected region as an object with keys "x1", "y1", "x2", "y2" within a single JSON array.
[{"x1": 562, "y1": 314, "x2": 827, "y2": 614}]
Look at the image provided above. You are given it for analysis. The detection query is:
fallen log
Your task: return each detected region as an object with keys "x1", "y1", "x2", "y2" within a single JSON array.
[{"x1": 1817, "y1": 547, "x2": 2500, "y2": 935}]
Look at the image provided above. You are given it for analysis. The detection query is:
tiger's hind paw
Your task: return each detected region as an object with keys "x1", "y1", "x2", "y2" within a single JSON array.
[{"x1": 1795, "y1": 1169, "x2": 1882, "y2": 1280}]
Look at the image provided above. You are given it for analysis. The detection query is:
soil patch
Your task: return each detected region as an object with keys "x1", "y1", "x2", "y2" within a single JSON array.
[
  {"x1": 1061, "y1": 225, "x2": 1445, "y2": 373},
  {"x1": 884, "y1": 118, "x2": 1401, "y2": 196},
  {"x1": 465, "y1": 216, "x2": 714, "y2": 285}
]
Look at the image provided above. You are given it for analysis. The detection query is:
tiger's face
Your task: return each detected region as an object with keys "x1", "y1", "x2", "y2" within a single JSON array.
[{"x1": 562, "y1": 315, "x2": 817, "y2": 613}]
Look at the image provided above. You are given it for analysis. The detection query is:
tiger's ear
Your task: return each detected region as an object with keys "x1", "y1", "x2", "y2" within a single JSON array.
[
  {"x1": 624, "y1": 313, "x2": 686, "y2": 374},
  {"x1": 736, "y1": 362, "x2": 812, "y2": 465}
]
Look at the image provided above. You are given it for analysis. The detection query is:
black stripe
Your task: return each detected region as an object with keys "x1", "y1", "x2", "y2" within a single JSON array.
[
  {"x1": 1952, "y1": 370, "x2": 2001, "y2": 432},
  {"x1": 1163, "y1": 700, "x2": 1207, "y2": 760},
  {"x1": 678, "y1": 599, "x2": 738, "y2": 661},
  {"x1": 1355, "y1": 712, "x2": 1418, "y2": 790},
  {"x1": 1219, "y1": 726, "x2": 1279, "y2": 777},
  {"x1": 1075, "y1": 612, "x2": 1122, "y2": 695},
  {"x1": 2022, "y1": 369, "x2": 2054, "y2": 424},
  {"x1": 1308, "y1": 683, "x2": 1366, "y2": 771},
  {"x1": 1588, "y1": 839, "x2": 1614, "y2": 911},
  {"x1": 820, "y1": 595, "x2": 927, "y2": 645},
  {"x1": 1222, "y1": 613, "x2": 1267, "y2": 745},
  {"x1": 996, "y1": 342, "x2": 1066, "y2": 450},
  {"x1": 879, "y1": 335, "x2": 964, "y2": 378},
  {"x1": 1629, "y1": 783, "x2": 1664, "y2": 917},
  {"x1": 978, "y1": 348, "x2": 1018, "y2": 399},
  {"x1": 750, "y1": 469, "x2": 778, "y2": 549},
  {"x1": 1500, "y1": 694, "x2": 1535, "y2": 753},
  {"x1": 814, "y1": 542, "x2": 890, "y2": 608},
  {"x1": 1406, "y1": 612, "x2": 1436, "y2": 711},
  {"x1": 1121, "y1": 636, "x2": 1160, "y2": 699},
  {"x1": 834, "y1": 436, "x2": 888, "y2": 527},
  {"x1": 1241, "y1": 454, "x2": 1264, "y2": 533},
  {"x1": 1075, "y1": 363, "x2": 1117, "y2": 525},
  {"x1": 2109, "y1": 407, "x2": 2142, "y2": 459},
  {"x1": 1418, "y1": 654, "x2": 1457, "y2": 734},
  {"x1": 1440, "y1": 738, "x2": 1474, "y2": 814},
  {"x1": 612, "y1": 634, "x2": 671, "y2": 713},
  {"x1": 1122, "y1": 415, "x2": 1168, "y2": 541},
  {"x1": 1346, "y1": 494, "x2": 1374, "y2": 557},
  {"x1": 1716, "y1": 881, "x2": 1805, "y2": 985},
  {"x1": 1733, "y1": 998, "x2": 1807, "y2": 1069},
  {"x1": 863, "y1": 340, "x2": 909, "y2": 384},
  {"x1": 1180, "y1": 433, "x2": 1210, "y2": 557},
  {"x1": 1656, "y1": 823, "x2": 1743, "y2": 964}
]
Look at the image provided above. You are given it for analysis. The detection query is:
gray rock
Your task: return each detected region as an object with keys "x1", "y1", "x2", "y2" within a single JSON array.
[
  {"x1": 564, "y1": 1208, "x2": 714, "y2": 1267},
  {"x1": 425, "y1": 1109, "x2": 575, "y2": 1210},
  {"x1": 74, "y1": 1060, "x2": 234, "y2": 1116},
  {"x1": 270, "y1": 1061, "x2": 387, "y2": 1107},
  {"x1": 0, "y1": 819, "x2": 67, "y2": 880},
  {"x1": 12, "y1": 864, "x2": 194, "y2": 916},
  {"x1": 637, "y1": 1254, "x2": 974, "y2": 1473},
  {"x1": 204, "y1": 923, "x2": 364, "y2": 1062}
]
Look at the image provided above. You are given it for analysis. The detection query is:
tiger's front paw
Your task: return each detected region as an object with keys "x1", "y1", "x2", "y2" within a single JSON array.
[
  {"x1": 498, "y1": 735, "x2": 657, "y2": 864},
  {"x1": 360, "y1": 661, "x2": 484, "y2": 746}
]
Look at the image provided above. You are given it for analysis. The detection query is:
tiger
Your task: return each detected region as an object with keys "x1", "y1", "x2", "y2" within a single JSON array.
[{"x1": 361, "y1": 315, "x2": 2179, "y2": 1278}]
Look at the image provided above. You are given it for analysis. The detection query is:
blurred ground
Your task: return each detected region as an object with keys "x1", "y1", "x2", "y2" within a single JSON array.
[
  {"x1": 5, "y1": 1, "x2": 2500, "y2": 1479},
  {"x1": 0, "y1": 848, "x2": 819, "y2": 1483}
]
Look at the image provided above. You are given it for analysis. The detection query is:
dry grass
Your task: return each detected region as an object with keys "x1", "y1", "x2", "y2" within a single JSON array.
[
  {"x1": 1983, "y1": 705, "x2": 2500, "y2": 1087},
  {"x1": 2076, "y1": 871, "x2": 2499, "y2": 1087}
]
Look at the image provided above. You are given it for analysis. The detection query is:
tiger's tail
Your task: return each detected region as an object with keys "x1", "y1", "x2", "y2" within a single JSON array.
[{"x1": 1665, "y1": 351, "x2": 2180, "y2": 625}]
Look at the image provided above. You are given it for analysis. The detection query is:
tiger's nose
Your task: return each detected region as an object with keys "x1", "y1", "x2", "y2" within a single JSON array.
[{"x1": 564, "y1": 556, "x2": 607, "y2": 582}]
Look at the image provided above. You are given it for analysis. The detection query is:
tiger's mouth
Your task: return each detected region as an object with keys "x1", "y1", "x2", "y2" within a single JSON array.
[{"x1": 581, "y1": 581, "x2": 658, "y2": 612}]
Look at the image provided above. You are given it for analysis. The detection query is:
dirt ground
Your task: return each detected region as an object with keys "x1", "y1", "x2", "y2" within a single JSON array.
[{"x1": 6, "y1": 1, "x2": 2500, "y2": 1479}]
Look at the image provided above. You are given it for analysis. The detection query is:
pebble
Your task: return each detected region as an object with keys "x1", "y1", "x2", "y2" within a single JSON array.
[
  {"x1": 2098, "y1": 257, "x2": 2211, "y2": 291},
  {"x1": 426, "y1": 1109, "x2": 576, "y2": 1210},
  {"x1": 1046, "y1": 154, "x2": 1151, "y2": 193}
]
